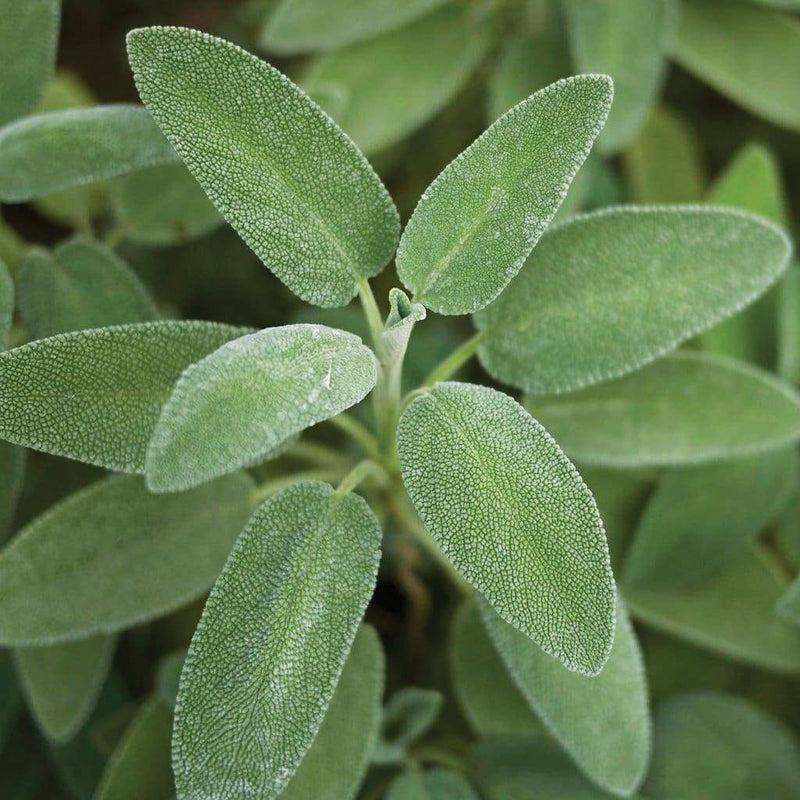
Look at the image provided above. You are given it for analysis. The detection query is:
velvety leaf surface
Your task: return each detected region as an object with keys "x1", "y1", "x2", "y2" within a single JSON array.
[
  {"x1": 531, "y1": 353, "x2": 800, "y2": 467},
  {"x1": 0, "y1": 472, "x2": 254, "y2": 645},
  {"x1": 388, "y1": 769, "x2": 480, "y2": 800},
  {"x1": 397, "y1": 382, "x2": 614, "y2": 676},
  {"x1": 476, "y1": 206, "x2": 791, "y2": 394},
  {"x1": 127, "y1": 26, "x2": 399, "y2": 308},
  {"x1": 0, "y1": 106, "x2": 179, "y2": 202},
  {"x1": 173, "y1": 481, "x2": 381, "y2": 799},
  {"x1": 396, "y1": 75, "x2": 612, "y2": 315},
  {"x1": 147, "y1": 324, "x2": 377, "y2": 491},
  {"x1": 0, "y1": 320, "x2": 247, "y2": 472}
]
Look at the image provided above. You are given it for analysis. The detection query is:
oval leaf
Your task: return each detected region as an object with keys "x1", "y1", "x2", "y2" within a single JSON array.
[{"x1": 388, "y1": 769, "x2": 480, "y2": 800}]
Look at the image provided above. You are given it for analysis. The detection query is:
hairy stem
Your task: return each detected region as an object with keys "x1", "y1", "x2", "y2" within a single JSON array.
[
  {"x1": 336, "y1": 459, "x2": 388, "y2": 497},
  {"x1": 327, "y1": 413, "x2": 382, "y2": 461},
  {"x1": 422, "y1": 329, "x2": 486, "y2": 387},
  {"x1": 250, "y1": 467, "x2": 344, "y2": 506}
]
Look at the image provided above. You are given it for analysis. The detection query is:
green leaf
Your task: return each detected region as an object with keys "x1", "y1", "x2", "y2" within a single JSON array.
[
  {"x1": 18, "y1": 237, "x2": 158, "y2": 341},
  {"x1": 778, "y1": 264, "x2": 800, "y2": 383},
  {"x1": 146, "y1": 324, "x2": 378, "y2": 492},
  {"x1": 0, "y1": 0, "x2": 60, "y2": 126},
  {"x1": 563, "y1": 0, "x2": 674, "y2": 153},
  {"x1": 388, "y1": 768, "x2": 480, "y2": 800},
  {"x1": 624, "y1": 449, "x2": 797, "y2": 588},
  {"x1": 262, "y1": 0, "x2": 450, "y2": 53},
  {"x1": 779, "y1": 577, "x2": 800, "y2": 630},
  {"x1": 126, "y1": 26, "x2": 399, "y2": 308},
  {"x1": 173, "y1": 480, "x2": 381, "y2": 799},
  {"x1": 301, "y1": 4, "x2": 491, "y2": 155},
  {"x1": 0, "y1": 472, "x2": 254, "y2": 645},
  {"x1": 0, "y1": 320, "x2": 248, "y2": 472},
  {"x1": 396, "y1": 74, "x2": 612, "y2": 315},
  {"x1": 624, "y1": 545, "x2": 800, "y2": 672},
  {"x1": 644, "y1": 692, "x2": 800, "y2": 799},
  {"x1": 95, "y1": 699, "x2": 173, "y2": 800},
  {"x1": 281, "y1": 624, "x2": 384, "y2": 800},
  {"x1": 530, "y1": 352, "x2": 800, "y2": 467},
  {"x1": 374, "y1": 687, "x2": 442, "y2": 763},
  {"x1": 0, "y1": 105, "x2": 180, "y2": 203},
  {"x1": 673, "y1": 0, "x2": 800, "y2": 132},
  {"x1": 480, "y1": 595, "x2": 651, "y2": 797},
  {"x1": 397, "y1": 382, "x2": 615, "y2": 676},
  {"x1": 476, "y1": 206, "x2": 791, "y2": 394},
  {"x1": 14, "y1": 635, "x2": 116, "y2": 742},
  {"x1": 0, "y1": 257, "x2": 12, "y2": 347}
]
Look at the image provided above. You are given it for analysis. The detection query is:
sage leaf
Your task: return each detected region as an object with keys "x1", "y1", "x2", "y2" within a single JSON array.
[
  {"x1": 0, "y1": 257, "x2": 12, "y2": 348},
  {"x1": 388, "y1": 769, "x2": 480, "y2": 800},
  {"x1": 0, "y1": 106, "x2": 179, "y2": 203},
  {"x1": 173, "y1": 480, "x2": 381, "y2": 799},
  {"x1": 0, "y1": 472, "x2": 254, "y2": 645},
  {"x1": 778, "y1": 265, "x2": 800, "y2": 383},
  {"x1": 15, "y1": 635, "x2": 116, "y2": 743},
  {"x1": 480, "y1": 595, "x2": 651, "y2": 797},
  {"x1": 0, "y1": 320, "x2": 248, "y2": 472},
  {"x1": 397, "y1": 382, "x2": 615, "y2": 676},
  {"x1": 396, "y1": 74, "x2": 613, "y2": 315},
  {"x1": 281, "y1": 625, "x2": 384, "y2": 800},
  {"x1": 18, "y1": 238, "x2": 158, "y2": 341},
  {"x1": 531, "y1": 352, "x2": 800, "y2": 467},
  {"x1": 644, "y1": 692, "x2": 800, "y2": 799},
  {"x1": 0, "y1": 0, "x2": 60, "y2": 126},
  {"x1": 375, "y1": 686, "x2": 443, "y2": 763},
  {"x1": 127, "y1": 26, "x2": 399, "y2": 308},
  {"x1": 476, "y1": 206, "x2": 791, "y2": 395},
  {"x1": 147, "y1": 324, "x2": 378, "y2": 492}
]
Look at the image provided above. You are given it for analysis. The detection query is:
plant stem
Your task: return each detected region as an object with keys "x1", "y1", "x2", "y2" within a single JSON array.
[
  {"x1": 422, "y1": 329, "x2": 486, "y2": 387},
  {"x1": 250, "y1": 467, "x2": 343, "y2": 506},
  {"x1": 285, "y1": 439, "x2": 351, "y2": 469},
  {"x1": 358, "y1": 277, "x2": 384, "y2": 352},
  {"x1": 336, "y1": 459, "x2": 387, "y2": 497},
  {"x1": 327, "y1": 413, "x2": 382, "y2": 461}
]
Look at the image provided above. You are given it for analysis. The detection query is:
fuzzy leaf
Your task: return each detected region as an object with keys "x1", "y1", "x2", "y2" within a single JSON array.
[
  {"x1": 476, "y1": 206, "x2": 791, "y2": 394},
  {"x1": 147, "y1": 324, "x2": 378, "y2": 492},
  {"x1": 173, "y1": 480, "x2": 381, "y2": 800},
  {"x1": 531, "y1": 352, "x2": 800, "y2": 467},
  {"x1": 127, "y1": 26, "x2": 399, "y2": 308},
  {"x1": 480, "y1": 595, "x2": 651, "y2": 797},
  {"x1": 0, "y1": 320, "x2": 247, "y2": 472},
  {"x1": 397, "y1": 382, "x2": 615, "y2": 676},
  {"x1": 0, "y1": 257, "x2": 12, "y2": 347},
  {"x1": 396, "y1": 75, "x2": 612, "y2": 315},
  {"x1": 18, "y1": 237, "x2": 158, "y2": 340},
  {"x1": 387, "y1": 769, "x2": 480, "y2": 800},
  {"x1": 0, "y1": 472, "x2": 254, "y2": 645},
  {"x1": 0, "y1": 105, "x2": 180, "y2": 203}
]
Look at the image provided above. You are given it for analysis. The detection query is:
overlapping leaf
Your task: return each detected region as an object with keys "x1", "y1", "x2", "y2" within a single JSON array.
[
  {"x1": 778, "y1": 265, "x2": 800, "y2": 383},
  {"x1": 374, "y1": 687, "x2": 443, "y2": 764},
  {"x1": 387, "y1": 769, "x2": 480, "y2": 800}
]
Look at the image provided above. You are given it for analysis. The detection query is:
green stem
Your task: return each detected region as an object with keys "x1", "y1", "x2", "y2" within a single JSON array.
[
  {"x1": 327, "y1": 413, "x2": 382, "y2": 461},
  {"x1": 422, "y1": 329, "x2": 486, "y2": 387},
  {"x1": 336, "y1": 459, "x2": 387, "y2": 497},
  {"x1": 286, "y1": 439, "x2": 351, "y2": 469},
  {"x1": 250, "y1": 467, "x2": 343, "y2": 506},
  {"x1": 358, "y1": 277, "x2": 384, "y2": 352}
]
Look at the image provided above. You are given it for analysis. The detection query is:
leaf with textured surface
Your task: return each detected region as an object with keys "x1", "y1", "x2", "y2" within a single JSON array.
[
  {"x1": 0, "y1": 472, "x2": 253, "y2": 645},
  {"x1": 173, "y1": 480, "x2": 381, "y2": 800},
  {"x1": 531, "y1": 352, "x2": 800, "y2": 467},
  {"x1": 480, "y1": 595, "x2": 651, "y2": 797},
  {"x1": 396, "y1": 74, "x2": 612, "y2": 315},
  {"x1": 476, "y1": 206, "x2": 791, "y2": 395},
  {"x1": 397, "y1": 382, "x2": 614, "y2": 676},
  {"x1": 127, "y1": 26, "x2": 399, "y2": 308},
  {"x1": 0, "y1": 320, "x2": 247, "y2": 471},
  {"x1": 15, "y1": 635, "x2": 116, "y2": 743},
  {"x1": 387, "y1": 768, "x2": 480, "y2": 800}
]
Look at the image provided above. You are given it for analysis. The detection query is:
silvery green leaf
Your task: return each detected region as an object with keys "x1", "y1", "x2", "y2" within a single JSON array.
[
  {"x1": 0, "y1": 320, "x2": 248, "y2": 472},
  {"x1": 146, "y1": 324, "x2": 378, "y2": 492},
  {"x1": 480, "y1": 595, "x2": 651, "y2": 797},
  {"x1": 644, "y1": 692, "x2": 800, "y2": 799},
  {"x1": 14, "y1": 635, "x2": 116, "y2": 742},
  {"x1": 397, "y1": 382, "x2": 615, "y2": 676},
  {"x1": 624, "y1": 545, "x2": 800, "y2": 672},
  {"x1": 0, "y1": 105, "x2": 179, "y2": 203},
  {"x1": 563, "y1": 0, "x2": 674, "y2": 153},
  {"x1": 0, "y1": 0, "x2": 60, "y2": 126},
  {"x1": 127, "y1": 26, "x2": 399, "y2": 308},
  {"x1": 18, "y1": 237, "x2": 158, "y2": 341},
  {"x1": 0, "y1": 472, "x2": 254, "y2": 645},
  {"x1": 624, "y1": 449, "x2": 797, "y2": 588},
  {"x1": 531, "y1": 353, "x2": 800, "y2": 467},
  {"x1": 0, "y1": 257, "x2": 12, "y2": 348},
  {"x1": 281, "y1": 625, "x2": 384, "y2": 800},
  {"x1": 173, "y1": 480, "x2": 381, "y2": 800},
  {"x1": 387, "y1": 769, "x2": 480, "y2": 800},
  {"x1": 778, "y1": 265, "x2": 800, "y2": 383},
  {"x1": 396, "y1": 74, "x2": 612, "y2": 315},
  {"x1": 673, "y1": 0, "x2": 800, "y2": 132},
  {"x1": 476, "y1": 206, "x2": 791, "y2": 395},
  {"x1": 301, "y1": 4, "x2": 491, "y2": 155},
  {"x1": 375, "y1": 687, "x2": 442, "y2": 762},
  {"x1": 0, "y1": 443, "x2": 25, "y2": 542}
]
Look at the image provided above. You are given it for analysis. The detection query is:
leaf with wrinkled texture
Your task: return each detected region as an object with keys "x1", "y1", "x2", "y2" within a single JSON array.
[
  {"x1": 0, "y1": 320, "x2": 247, "y2": 472},
  {"x1": 530, "y1": 352, "x2": 800, "y2": 467},
  {"x1": 396, "y1": 74, "x2": 612, "y2": 315},
  {"x1": 127, "y1": 26, "x2": 399, "y2": 308},
  {"x1": 173, "y1": 480, "x2": 381, "y2": 800},
  {"x1": 0, "y1": 472, "x2": 253, "y2": 645},
  {"x1": 476, "y1": 206, "x2": 791, "y2": 394},
  {"x1": 387, "y1": 768, "x2": 480, "y2": 800},
  {"x1": 397, "y1": 382, "x2": 614, "y2": 676}
]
